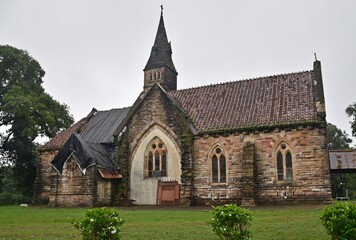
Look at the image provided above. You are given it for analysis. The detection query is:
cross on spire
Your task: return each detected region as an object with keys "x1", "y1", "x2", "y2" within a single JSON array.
[
  {"x1": 144, "y1": 5, "x2": 176, "y2": 73},
  {"x1": 143, "y1": 6, "x2": 178, "y2": 91}
]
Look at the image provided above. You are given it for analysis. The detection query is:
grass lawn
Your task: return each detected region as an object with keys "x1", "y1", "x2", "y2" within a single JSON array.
[{"x1": 0, "y1": 204, "x2": 331, "y2": 239}]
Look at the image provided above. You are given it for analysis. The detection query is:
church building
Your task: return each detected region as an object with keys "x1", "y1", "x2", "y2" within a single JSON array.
[{"x1": 33, "y1": 10, "x2": 331, "y2": 207}]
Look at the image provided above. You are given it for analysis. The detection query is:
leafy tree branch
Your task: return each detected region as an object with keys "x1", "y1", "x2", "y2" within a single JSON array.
[{"x1": 0, "y1": 44, "x2": 74, "y2": 200}]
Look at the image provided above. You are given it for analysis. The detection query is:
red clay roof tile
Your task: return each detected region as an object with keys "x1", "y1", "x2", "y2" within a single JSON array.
[
  {"x1": 41, "y1": 118, "x2": 86, "y2": 149},
  {"x1": 168, "y1": 71, "x2": 318, "y2": 133}
]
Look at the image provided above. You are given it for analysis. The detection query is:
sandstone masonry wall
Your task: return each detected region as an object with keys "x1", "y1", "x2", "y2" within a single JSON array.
[
  {"x1": 33, "y1": 149, "x2": 59, "y2": 204},
  {"x1": 193, "y1": 126, "x2": 331, "y2": 205},
  {"x1": 117, "y1": 86, "x2": 194, "y2": 205},
  {"x1": 49, "y1": 157, "x2": 96, "y2": 207}
]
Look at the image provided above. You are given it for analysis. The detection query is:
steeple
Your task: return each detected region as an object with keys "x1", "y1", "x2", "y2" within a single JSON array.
[{"x1": 143, "y1": 6, "x2": 178, "y2": 91}]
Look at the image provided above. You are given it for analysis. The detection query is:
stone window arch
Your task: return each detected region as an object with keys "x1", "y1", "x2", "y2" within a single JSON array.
[
  {"x1": 63, "y1": 157, "x2": 79, "y2": 175},
  {"x1": 144, "y1": 137, "x2": 167, "y2": 177},
  {"x1": 210, "y1": 145, "x2": 227, "y2": 184},
  {"x1": 275, "y1": 142, "x2": 294, "y2": 182}
]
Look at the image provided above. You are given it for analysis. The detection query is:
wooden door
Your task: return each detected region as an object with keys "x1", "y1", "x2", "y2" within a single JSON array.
[{"x1": 156, "y1": 180, "x2": 179, "y2": 206}]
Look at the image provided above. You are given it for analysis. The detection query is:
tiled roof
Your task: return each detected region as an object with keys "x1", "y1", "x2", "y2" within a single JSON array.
[
  {"x1": 169, "y1": 71, "x2": 318, "y2": 133},
  {"x1": 41, "y1": 118, "x2": 87, "y2": 149}
]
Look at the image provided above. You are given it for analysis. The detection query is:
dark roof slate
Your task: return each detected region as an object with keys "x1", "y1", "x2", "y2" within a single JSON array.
[
  {"x1": 49, "y1": 108, "x2": 130, "y2": 174},
  {"x1": 168, "y1": 71, "x2": 318, "y2": 133},
  {"x1": 51, "y1": 133, "x2": 118, "y2": 174},
  {"x1": 144, "y1": 14, "x2": 177, "y2": 73},
  {"x1": 81, "y1": 107, "x2": 130, "y2": 144}
]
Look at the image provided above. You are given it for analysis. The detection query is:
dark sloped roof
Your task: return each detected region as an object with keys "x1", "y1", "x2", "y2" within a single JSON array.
[
  {"x1": 50, "y1": 108, "x2": 130, "y2": 174},
  {"x1": 168, "y1": 71, "x2": 318, "y2": 133},
  {"x1": 144, "y1": 13, "x2": 177, "y2": 73},
  {"x1": 81, "y1": 107, "x2": 130, "y2": 144},
  {"x1": 51, "y1": 133, "x2": 118, "y2": 174}
]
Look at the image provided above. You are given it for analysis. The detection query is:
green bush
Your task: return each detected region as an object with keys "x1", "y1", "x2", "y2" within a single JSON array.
[
  {"x1": 69, "y1": 207, "x2": 124, "y2": 240},
  {"x1": 0, "y1": 192, "x2": 30, "y2": 205},
  {"x1": 320, "y1": 202, "x2": 356, "y2": 240},
  {"x1": 209, "y1": 204, "x2": 253, "y2": 240}
]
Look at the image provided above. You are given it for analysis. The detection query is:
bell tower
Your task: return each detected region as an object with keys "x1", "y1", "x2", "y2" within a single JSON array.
[{"x1": 143, "y1": 6, "x2": 178, "y2": 91}]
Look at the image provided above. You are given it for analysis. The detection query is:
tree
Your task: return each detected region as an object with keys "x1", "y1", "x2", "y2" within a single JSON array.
[
  {"x1": 327, "y1": 123, "x2": 352, "y2": 150},
  {"x1": 0, "y1": 45, "x2": 74, "y2": 201},
  {"x1": 346, "y1": 102, "x2": 356, "y2": 138},
  {"x1": 327, "y1": 122, "x2": 356, "y2": 199},
  {"x1": 0, "y1": 166, "x2": 25, "y2": 204}
]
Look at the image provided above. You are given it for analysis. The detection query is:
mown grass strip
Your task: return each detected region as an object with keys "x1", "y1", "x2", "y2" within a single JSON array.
[{"x1": 0, "y1": 205, "x2": 330, "y2": 240}]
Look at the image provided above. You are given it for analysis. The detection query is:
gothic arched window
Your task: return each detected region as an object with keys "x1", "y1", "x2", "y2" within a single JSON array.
[
  {"x1": 144, "y1": 137, "x2": 167, "y2": 178},
  {"x1": 275, "y1": 143, "x2": 293, "y2": 182},
  {"x1": 211, "y1": 147, "x2": 226, "y2": 184}
]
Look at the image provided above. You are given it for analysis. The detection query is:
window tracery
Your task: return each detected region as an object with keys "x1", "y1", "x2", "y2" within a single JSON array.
[
  {"x1": 275, "y1": 142, "x2": 293, "y2": 182},
  {"x1": 64, "y1": 157, "x2": 78, "y2": 174},
  {"x1": 211, "y1": 146, "x2": 226, "y2": 184},
  {"x1": 144, "y1": 137, "x2": 167, "y2": 177}
]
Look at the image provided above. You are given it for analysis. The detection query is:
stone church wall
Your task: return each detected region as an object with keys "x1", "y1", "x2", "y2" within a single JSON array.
[
  {"x1": 193, "y1": 126, "x2": 331, "y2": 205},
  {"x1": 48, "y1": 156, "x2": 96, "y2": 207},
  {"x1": 117, "y1": 85, "x2": 194, "y2": 205},
  {"x1": 33, "y1": 149, "x2": 59, "y2": 204},
  {"x1": 94, "y1": 173, "x2": 116, "y2": 206}
]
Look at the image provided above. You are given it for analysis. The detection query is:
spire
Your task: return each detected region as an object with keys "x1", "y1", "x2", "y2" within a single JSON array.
[{"x1": 144, "y1": 7, "x2": 177, "y2": 73}]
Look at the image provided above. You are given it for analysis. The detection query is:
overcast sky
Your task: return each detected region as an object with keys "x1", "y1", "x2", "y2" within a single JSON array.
[{"x1": 1, "y1": 1, "x2": 356, "y2": 141}]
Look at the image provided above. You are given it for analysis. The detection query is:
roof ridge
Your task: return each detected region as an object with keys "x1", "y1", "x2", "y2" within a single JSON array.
[
  {"x1": 94, "y1": 106, "x2": 132, "y2": 113},
  {"x1": 40, "y1": 118, "x2": 87, "y2": 150},
  {"x1": 170, "y1": 70, "x2": 313, "y2": 93},
  {"x1": 168, "y1": 69, "x2": 318, "y2": 133}
]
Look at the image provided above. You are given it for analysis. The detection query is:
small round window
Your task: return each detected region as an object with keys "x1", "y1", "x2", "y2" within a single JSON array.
[
  {"x1": 152, "y1": 144, "x2": 156, "y2": 149},
  {"x1": 216, "y1": 148, "x2": 221, "y2": 154}
]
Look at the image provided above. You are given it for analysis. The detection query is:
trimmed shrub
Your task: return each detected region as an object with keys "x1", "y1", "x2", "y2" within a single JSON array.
[
  {"x1": 320, "y1": 202, "x2": 356, "y2": 240},
  {"x1": 69, "y1": 207, "x2": 124, "y2": 240},
  {"x1": 209, "y1": 204, "x2": 253, "y2": 240}
]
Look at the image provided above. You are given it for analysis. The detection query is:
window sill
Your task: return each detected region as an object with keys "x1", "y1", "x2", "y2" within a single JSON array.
[
  {"x1": 144, "y1": 176, "x2": 167, "y2": 179},
  {"x1": 274, "y1": 181, "x2": 294, "y2": 186},
  {"x1": 211, "y1": 183, "x2": 228, "y2": 187}
]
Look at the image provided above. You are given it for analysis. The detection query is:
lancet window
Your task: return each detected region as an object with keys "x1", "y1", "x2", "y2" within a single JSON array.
[
  {"x1": 276, "y1": 142, "x2": 293, "y2": 181},
  {"x1": 211, "y1": 146, "x2": 226, "y2": 184}
]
